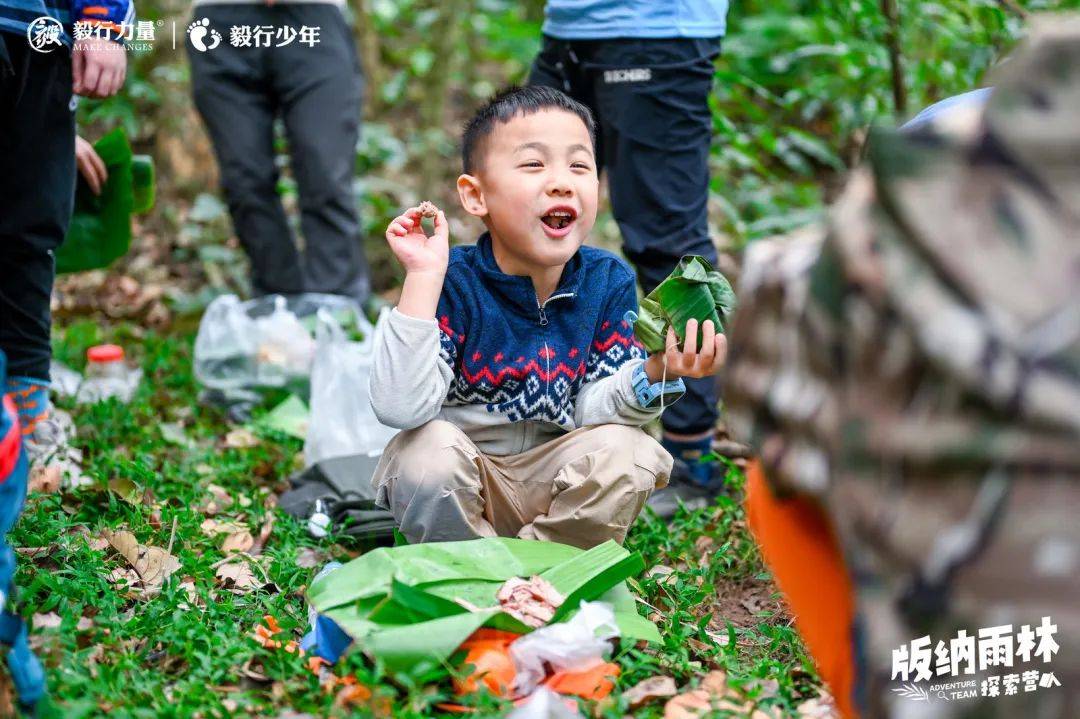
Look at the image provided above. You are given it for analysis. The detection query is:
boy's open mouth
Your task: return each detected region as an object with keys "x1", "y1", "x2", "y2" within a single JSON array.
[{"x1": 540, "y1": 206, "x2": 577, "y2": 234}]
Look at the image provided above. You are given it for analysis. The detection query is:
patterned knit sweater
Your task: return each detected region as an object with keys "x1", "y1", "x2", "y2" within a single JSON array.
[{"x1": 369, "y1": 233, "x2": 667, "y2": 455}]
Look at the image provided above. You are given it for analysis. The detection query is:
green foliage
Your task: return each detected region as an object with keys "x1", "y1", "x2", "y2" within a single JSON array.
[
  {"x1": 24, "y1": 325, "x2": 809, "y2": 717},
  {"x1": 75, "y1": 1, "x2": 1079, "y2": 272},
  {"x1": 57, "y1": 129, "x2": 155, "y2": 275},
  {"x1": 710, "y1": 0, "x2": 1080, "y2": 244}
]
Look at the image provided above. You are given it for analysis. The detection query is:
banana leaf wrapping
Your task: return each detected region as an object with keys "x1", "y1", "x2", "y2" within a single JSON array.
[
  {"x1": 631, "y1": 256, "x2": 737, "y2": 354},
  {"x1": 307, "y1": 538, "x2": 659, "y2": 681},
  {"x1": 56, "y1": 128, "x2": 156, "y2": 274}
]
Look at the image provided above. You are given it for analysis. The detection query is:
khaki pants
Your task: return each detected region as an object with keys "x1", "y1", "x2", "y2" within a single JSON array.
[{"x1": 372, "y1": 421, "x2": 673, "y2": 549}]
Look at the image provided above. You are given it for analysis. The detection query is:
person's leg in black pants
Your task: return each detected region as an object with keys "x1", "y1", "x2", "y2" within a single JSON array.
[
  {"x1": 188, "y1": 6, "x2": 370, "y2": 303},
  {"x1": 188, "y1": 7, "x2": 306, "y2": 297},
  {"x1": 531, "y1": 37, "x2": 724, "y2": 514},
  {"x1": 272, "y1": 4, "x2": 369, "y2": 302},
  {"x1": 589, "y1": 38, "x2": 721, "y2": 443},
  {"x1": 0, "y1": 32, "x2": 76, "y2": 435}
]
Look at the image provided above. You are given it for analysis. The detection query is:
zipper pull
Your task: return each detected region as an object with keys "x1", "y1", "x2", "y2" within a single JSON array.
[{"x1": 538, "y1": 305, "x2": 548, "y2": 326}]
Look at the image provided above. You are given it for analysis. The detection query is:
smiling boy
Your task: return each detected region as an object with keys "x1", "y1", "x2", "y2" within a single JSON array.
[{"x1": 368, "y1": 86, "x2": 726, "y2": 549}]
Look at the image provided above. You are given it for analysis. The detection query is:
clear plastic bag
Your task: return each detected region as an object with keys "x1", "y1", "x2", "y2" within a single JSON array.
[
  {"x1": 193, "y1": 293, "x2": 362, "y2": 391},
  {"x1": 507, "y1": 687, "x2": 584, "y2": 719},
  {"x1": 193, "y1": 294, "x2": 259, "y2": 390},
  {"x1": 252, "y1": 297, "x2": 316, "y2": 386},
  {"x1": 303, "y1": 307, "x2": 398, "y2": 465},
  {"x1": 509, "y1": 601, "x2": 620, "y2": 697}
]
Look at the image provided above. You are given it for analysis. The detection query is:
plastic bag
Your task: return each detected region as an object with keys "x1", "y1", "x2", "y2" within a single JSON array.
[
  {"x1": 304, "y1": 307, "x2": 398, "y2": 465},
  {"x1": 510, "y1": 601, "x2": 620, "y2": 697},
  {"x1": 507, "y1": 687, "x2": 584, "y2": 719},
  {"x1": 252, "y1": 297, "x2": 316, "y2": 386},
  {"x1": 49, "y1": 360, "x2": 82, "y2": 398},
  {"x1": 193, "y1": 293, "x2": 362, "y2": 391},
  {"x1": 193, "y1": 294, "x2": 259, "y2": 390}
]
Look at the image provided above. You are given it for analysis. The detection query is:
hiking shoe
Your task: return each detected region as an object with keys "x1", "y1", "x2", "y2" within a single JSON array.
[
  {"x1": 646, "y1": 456, "x2": 725, "y2": 519},
  {"x1": 23, "y1": 410, "x2": 89, "y2": 491}
]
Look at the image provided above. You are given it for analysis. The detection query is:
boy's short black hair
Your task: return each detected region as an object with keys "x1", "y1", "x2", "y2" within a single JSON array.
[{"x1": 461, "y1": 86, "x2": 596, "y2": 174}]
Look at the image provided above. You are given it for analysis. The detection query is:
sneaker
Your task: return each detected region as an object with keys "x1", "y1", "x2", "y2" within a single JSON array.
[
  {"x1": 646, "y1": 456, "x2": 725, "y2": 519},
  {"x1": 23, "y1": 410, "x2": 89, "y2": 492}
]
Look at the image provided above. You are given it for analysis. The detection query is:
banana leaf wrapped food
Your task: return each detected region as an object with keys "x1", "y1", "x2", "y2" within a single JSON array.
[
  {"x1": 56, "y1": 128, "x2": 155, "y2": 274},
  {"x1": 307, "y1": 538, "x2": 659, "y2": 682},
  {"x1": 631, "y1": 256, "x2": 736, "y2": 354}
]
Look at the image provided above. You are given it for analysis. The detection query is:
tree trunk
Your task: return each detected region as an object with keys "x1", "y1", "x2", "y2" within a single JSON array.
[
  {"x1": 419, "y1": 0, "x2": 472, "y2": 201},
  {"x1": 354, "y1": 0, "x2": 385, "y2": 115},
  {"x1": 880, "y1": 0, "x2": 907, "y2": 117}
]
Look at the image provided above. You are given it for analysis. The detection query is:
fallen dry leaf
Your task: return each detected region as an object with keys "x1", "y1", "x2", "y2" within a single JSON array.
[
  {"x1": 215, "y1": 558, "x2": 275, "y2": 594},
  {"x1": 664, "y1": 689, "x2": 712, "y2": 719},
  {"x1": 797, "y1": 692, "x2": 840, "y2": 718},
  {"x1": 295, "y1": 547, "x2": 321, "y2": 569},
  {"x1": 177, "y1": 579, "x2": 203, "y2": 611},
  {"x1": 664, "y1": 670, "x2": 753, "y2": 719},
  {"x1": 664, "y1": 690, "x2": 751, "y2": 719},
  {"x1": 32, "y1": 613, "x2": 62, "y2": 630},
  {"x1": 28, "y1": 465, "x2": 62, "y2": 494},
  {"x1": 746, "y1": 677, "x2": 780, "y2": 700},
  {"x1": 221, "y1": 531, "x2": 255, "y2": 554},
  {"x1": 0, "y1": 670, "x2": 14, "y2": 717},
  {"x1": 624, "y1": 676, "x2": 678, "y2": 709},
  {"x1": 103, "y1": 528, "x2": 180, "y2": 598},
  {"x1": 216, "y1": 559, "x2": 258, "y2": 591},
  {"x1": 241, "y1": 656, "x2": 271, "y2": 683},
  {"x1": 740, "y1": 595, "x2": 768, "y2": 616},
  {"x1": 224, "y1": 428, "x2": 259, "y2": 449},
  {"x1": 700, "y1": 670, "x2": 728, "y2": 696},
  {"x1": 200, "y1": 518, "x2": 248, "y2": 536},
  {"x1": 84, "y1": 533, "x2": 110, "y2": 552},
  {"x1": 108, "y1": 476, "x2": 140, "y2": 504},
  {"x1": 15, "y1": 546, "x2": 52, "y2": 559},
  {"x1": 199, "y1": 484, "x2": 234, "y2": 515},
  {"x1": 249, "y1": 515, "x2": 276, "y2": 556}
]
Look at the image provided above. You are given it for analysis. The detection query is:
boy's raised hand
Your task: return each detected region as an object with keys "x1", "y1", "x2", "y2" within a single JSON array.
[
  {"x1": 386, "y1": 207, "x2": 450, "y2": 277},
  {"x1": 644, "y1": 319, "x2": 728, "y2": 381}
]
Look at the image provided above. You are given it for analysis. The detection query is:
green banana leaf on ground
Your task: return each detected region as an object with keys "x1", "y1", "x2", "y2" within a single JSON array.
[
  {"x1": 56, "y1": 128, "x2": 155, "y2": 274},
  {"x1": 253, "y1": 394, "x2": 309, "y2": 440},
  {"x1": 631, "y1": 255, "x2": 737, "y2": 354},
  {"x1": 308, "y1": 538, "x2": 660, "y2": 681}
]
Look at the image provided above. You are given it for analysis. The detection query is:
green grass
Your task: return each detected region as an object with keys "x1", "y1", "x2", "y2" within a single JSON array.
[{"x1": 13, "y1": 320, "x2": 816, "y2": 718}]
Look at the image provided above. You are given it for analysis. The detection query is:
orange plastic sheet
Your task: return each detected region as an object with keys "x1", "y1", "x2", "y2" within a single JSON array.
[
  {"x1": 440, "y1": 628, "x2": 620, "y2": 713},
  {"x1": 744, "y1": 461, "x2": 858, "y2": 718}
]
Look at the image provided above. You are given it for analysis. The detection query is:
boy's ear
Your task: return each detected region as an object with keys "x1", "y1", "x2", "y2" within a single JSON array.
[{"x1": 456, "y1": 174, "x2": 487, "y2": 218}]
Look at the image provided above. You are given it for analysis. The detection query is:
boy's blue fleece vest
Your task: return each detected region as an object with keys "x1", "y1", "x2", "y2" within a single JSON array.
[{"x1": 436, "y1": 233, "x2": 646, "y2": 428}]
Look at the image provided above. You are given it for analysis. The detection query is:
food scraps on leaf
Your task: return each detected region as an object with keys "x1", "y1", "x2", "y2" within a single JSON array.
[{"x1": 495, "y1": 575, "x2": 564, "y2": 628}]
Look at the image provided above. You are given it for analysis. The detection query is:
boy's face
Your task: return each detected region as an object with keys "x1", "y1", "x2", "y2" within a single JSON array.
[{"x1": 458, "y1": 109, "x2": 599, "y2": 271}]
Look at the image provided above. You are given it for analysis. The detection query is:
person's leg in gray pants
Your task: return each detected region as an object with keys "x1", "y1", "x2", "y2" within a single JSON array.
[{"x1": 188, "y1": 3, "x2": 370, "y2": 302}]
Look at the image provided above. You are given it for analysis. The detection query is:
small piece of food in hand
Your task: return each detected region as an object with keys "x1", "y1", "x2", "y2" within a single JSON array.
[{"x1": 418, "y1": 200, "x2": 439, "y2": 218}]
